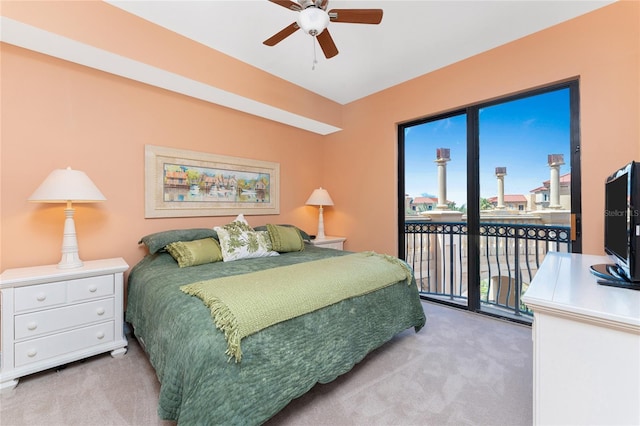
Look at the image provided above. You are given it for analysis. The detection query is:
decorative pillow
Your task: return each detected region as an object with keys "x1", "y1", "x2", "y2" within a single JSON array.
[
  {"x1": 139, "y1": 228, "x2": 219, "y2": 254},
  {"x1": 253, "y1": 224, "x2": 311, "y2": 242},
  {"x1": 266, "y1": 224, "x2": 304, "y2": 253},
  {"x1": 166, "y1": 238, "x2": 223, "y2": 268},
  {"x1": 215, "y1": 219, "x2": 279, "y2": 262},
  {"x1": 231, "y1": 213, "x2": 250, "y2": 228}
]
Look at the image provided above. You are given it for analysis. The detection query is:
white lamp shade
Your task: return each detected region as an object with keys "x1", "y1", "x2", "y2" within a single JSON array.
[
  {"x1": 306, "y1": 187, "x2": 334, "y2": 206},
  {"x1": 297, "y1": 7, "x2": 330, "y2": 35},
  {"x1": 28, "y1": 167, "x2": 106, "y2": 203}
]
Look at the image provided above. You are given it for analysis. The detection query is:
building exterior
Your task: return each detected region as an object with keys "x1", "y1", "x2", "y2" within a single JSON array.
[
  {"x1": 487, "y1": 194, "x2": 528, "y2": 211},
  {"x1": 408, "y1": 196, "x2": 439, "y2": 213},
  {"x1": 529, "y1": 173, "x2": 571, "y2": 211}
]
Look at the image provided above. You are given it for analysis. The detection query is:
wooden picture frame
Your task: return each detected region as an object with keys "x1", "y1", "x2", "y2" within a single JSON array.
[{"x1": 145, "y1": 145, "x2": 279, "y2": 218}]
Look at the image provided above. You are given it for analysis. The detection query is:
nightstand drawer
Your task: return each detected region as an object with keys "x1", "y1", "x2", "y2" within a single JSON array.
[
  {"x1": 14, "y1": 298, "x2": 115, "y2": 340},
  {"x1": 308, "y1": 236, "x2": 346, "y2": 250},
  {"x1": 14, "y1": 321, "x2": 115, "y2": 367},
  {"x1": 68, "y1": 275, "x2": 114, "y2": 302},
  {"x1": 317, "y1": 241, "x2": 344, "y2": 250},
  {"x1": 14, "y1": 282, "x2": 67, "y2": 312}
]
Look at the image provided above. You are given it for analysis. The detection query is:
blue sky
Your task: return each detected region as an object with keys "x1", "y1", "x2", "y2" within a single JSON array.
[{"x1": 404, "y1": 88, "x2": 570, "y2": 207}]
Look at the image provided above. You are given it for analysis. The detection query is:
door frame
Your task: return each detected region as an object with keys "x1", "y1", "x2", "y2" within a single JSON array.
[{"x1": 397, "y1": 80, "x2": 582, "y2": 317}]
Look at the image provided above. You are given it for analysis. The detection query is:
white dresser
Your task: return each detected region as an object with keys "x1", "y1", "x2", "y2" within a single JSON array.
[
  {"x1": 522, "y1": 252, "x2": 640, "y2": 426},
  {"x1": 0, "y1": 258, "x2": 128, "y2": 391}
]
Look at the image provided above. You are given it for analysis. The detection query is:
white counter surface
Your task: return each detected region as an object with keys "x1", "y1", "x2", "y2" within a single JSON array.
[{"x1": 522, "y1": 252, "x2": 640, "y2": 332}]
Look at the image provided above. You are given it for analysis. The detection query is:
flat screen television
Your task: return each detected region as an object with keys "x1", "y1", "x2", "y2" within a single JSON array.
[{"x1": 590, "y1": 161, "x2": 640, "y2": 289}]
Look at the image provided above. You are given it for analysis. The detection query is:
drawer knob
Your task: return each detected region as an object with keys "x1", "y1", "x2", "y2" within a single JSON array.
[
  {"x1": 96, "y1": 307, "x2": 105, "y2": 316},
  {"x1": 88, "y1": 285, "x2": 98, "y2": 293},
  {"x1": 36, "y1": 292, "x2": 47, "y2": 302},
  {"x1": 27, "y1": 349, "x2": 37, "y2": 358},
  {"x1": 96, "y1": 331, "x2": 105, "y2": 340},
  {"x1": 27, "y1": 321, "x2": 38, "y2": 331}
]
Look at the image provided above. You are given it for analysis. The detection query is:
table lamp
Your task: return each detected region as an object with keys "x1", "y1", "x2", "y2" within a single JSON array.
[
  {"x1": 28, "y1": 167, "x2": 106, "y2": 269},
  {"x1": 305, "y1": 187, "x2": 334, "y2": 239}
]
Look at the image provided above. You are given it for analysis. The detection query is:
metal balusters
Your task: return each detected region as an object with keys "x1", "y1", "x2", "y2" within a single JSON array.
[{"x1": 404, "y1": 220, "x2": 571, "y2": 318}]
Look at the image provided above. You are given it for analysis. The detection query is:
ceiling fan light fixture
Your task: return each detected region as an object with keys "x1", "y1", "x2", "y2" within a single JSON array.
[{"x1": 297, "y1": 7, "x2": 329, "y2": 36}]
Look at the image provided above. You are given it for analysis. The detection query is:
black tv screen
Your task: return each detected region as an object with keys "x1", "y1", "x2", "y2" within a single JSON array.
[
  {"x1": 604, "y1": 170, "x2": 628, "y2": 261},
  {"x1": 595, "y1": 160, "x2": 640, "y2": 287}
]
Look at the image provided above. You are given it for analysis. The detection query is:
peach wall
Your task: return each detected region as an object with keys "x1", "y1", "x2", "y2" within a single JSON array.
[
  {"x1": 1, "y1": 1, "x2": 638, "y2": 275},
  {"x1": 325, "y1": 0, "x2": 639, "y2": 257},
  {"x1": 0, "y1": 44, "x2": 325, "y2": 271},
  {"x1": 0, "y1": 0, "x2": 342, "y2": 129}
]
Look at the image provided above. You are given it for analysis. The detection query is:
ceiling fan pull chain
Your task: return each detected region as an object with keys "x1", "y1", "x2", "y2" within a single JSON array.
[{"x1": 312, "y1": 36, "x2": 318, "y2": 70}]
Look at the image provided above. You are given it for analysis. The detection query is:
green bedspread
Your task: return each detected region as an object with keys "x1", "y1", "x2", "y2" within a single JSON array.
[
  {"x1": 181, "y1": 252, "x2": 413, "y2": 362},
  {"x1": 126, "y1": 245, "x2": 426, "y2": 425}
]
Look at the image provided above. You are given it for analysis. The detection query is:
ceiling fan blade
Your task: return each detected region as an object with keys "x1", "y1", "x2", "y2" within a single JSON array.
[
  {"x1": 328, "y1": 9, "x2": 383, "y2": 24},
  {"x1": 268, "y1": 0, "x2": 302, "y2": 11},
  {"x1": 263, "y1": 22, "x2": 300, "y2": 46},
  {"x1": 317, "y1": 29, "x2": 338, "y2": 59},
  {"x1": 317, "y1": 0, "x2": 329, "y2": 10}
]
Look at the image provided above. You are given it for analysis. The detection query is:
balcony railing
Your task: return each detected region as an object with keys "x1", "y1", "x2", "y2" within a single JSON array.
[{"x1": 404, "y1": 221, "x2": 572, "y2": 319}]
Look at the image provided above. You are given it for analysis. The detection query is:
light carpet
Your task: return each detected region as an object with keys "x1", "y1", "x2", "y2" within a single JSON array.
[{"x1": 0, "y1": 301, "x2": 532, "y2": 425}]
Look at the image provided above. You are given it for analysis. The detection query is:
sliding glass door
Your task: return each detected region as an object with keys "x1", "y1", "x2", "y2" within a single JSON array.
[
  {"x1": 400, "y1": 112, "x2": 468, "y2": 308},
  {"x1": 399, "y1": 81, "x2": 581, "y2": 322}
]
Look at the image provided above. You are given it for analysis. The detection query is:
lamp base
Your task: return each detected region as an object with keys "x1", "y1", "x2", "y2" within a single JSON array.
[
  {"x1": 317, "y1": 205, "x2": 326, "y2": 239},
  {"x1": 57, "y1": 207, "x2": 83, "y2": 269},
  {"x1": 58, "y1": 254, "x2": 83, "y2": 269}
]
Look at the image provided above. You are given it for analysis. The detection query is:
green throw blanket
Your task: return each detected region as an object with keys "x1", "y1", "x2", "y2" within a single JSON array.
[{"x1": 180, "y1": 252, "x2": 413, "y2": 362}]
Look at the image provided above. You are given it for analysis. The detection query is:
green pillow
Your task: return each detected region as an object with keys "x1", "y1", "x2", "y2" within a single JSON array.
[
  {"x1": 253, "y1": 225, "x2": 311, "y2": 241},
  {"x1": 266, "y1": 224, "x2": 304, "y2": 253},
  {"x1": 166, "y1": 238, "x2": 223, "y2": 267},
  {"x1": 139, "y1": 228, "x2": 219, "y2": 254}
]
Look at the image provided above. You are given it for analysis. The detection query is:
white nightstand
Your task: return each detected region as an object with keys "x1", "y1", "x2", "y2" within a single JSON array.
[
  {"x1": 0, "y1": 258, "x2": 129, "y2": 391},
  {"x1": 308, "y1": 236, "x2": 346, "y2": 250}
]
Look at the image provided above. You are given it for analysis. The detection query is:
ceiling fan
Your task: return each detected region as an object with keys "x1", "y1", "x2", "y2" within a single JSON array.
[{"x1": 263, "y1": 0, "x2": 383, "y2": 59}]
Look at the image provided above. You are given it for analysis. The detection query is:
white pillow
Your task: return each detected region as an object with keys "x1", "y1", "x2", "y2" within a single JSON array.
[
  {"x1": 214, "y1": 217, "x2": 279, "y2": 262},
  {"x1": 232, "y1": 213, "x2": 249, "y2": 226}
]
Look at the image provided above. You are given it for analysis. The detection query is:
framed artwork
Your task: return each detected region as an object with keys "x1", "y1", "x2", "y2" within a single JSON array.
[{"x1": 145, "y1": 145, "x2": 279, "y2": 218}]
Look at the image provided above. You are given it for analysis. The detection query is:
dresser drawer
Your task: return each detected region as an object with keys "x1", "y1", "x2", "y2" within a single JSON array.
[
  {"x1": 68, "y1": 275, "x2": 114, "y2": 302},
  {"x1": 14, "y1": 281, "x2": 67, "y2": 312},
  {"x1": 14, "y1": 298, "x2": 115, "y2": 340},
  {"x1": 14, "y1": 321, "x2": 115, "y2": 367}
]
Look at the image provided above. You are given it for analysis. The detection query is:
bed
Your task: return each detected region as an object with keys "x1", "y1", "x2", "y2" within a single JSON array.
[{"x1": 126, "y1": 223, "x2": 426, "y2": 425}]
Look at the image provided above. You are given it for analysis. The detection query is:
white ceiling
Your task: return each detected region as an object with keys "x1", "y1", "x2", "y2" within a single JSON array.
[{"x1": 106, "y1": 0, "x2": 614, "y2": 105}]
